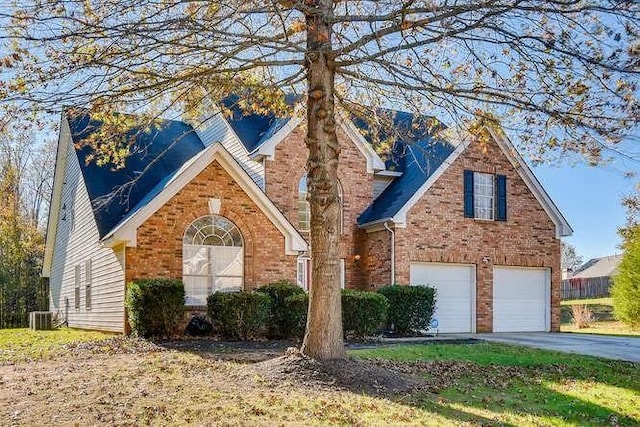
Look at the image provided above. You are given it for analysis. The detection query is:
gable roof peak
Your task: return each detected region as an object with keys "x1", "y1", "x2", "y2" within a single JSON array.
[{"x1": 64, "y1": 108, "x2": 205, "y2": 238}]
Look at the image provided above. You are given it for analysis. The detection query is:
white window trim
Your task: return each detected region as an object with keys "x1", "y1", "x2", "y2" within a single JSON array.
[
  {"x1": 337, "y1": 180, "x2": 344, "y2": 235},
  {"x1": 298, "y1": 175, "x2": 310, "y2": 232},
  {"x1": 473, "y1": 171, "x2": 495, "y2": 221},
  {"x1": 297, "y1": 256, "x2": 311, "y2": 291},
  {"x1": 182, "y1": 215, "x2": 244, "y2": 306}
]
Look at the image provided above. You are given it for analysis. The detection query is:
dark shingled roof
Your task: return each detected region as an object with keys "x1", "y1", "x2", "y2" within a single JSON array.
[
  {"x1": 67, "y1": 102, "x2": 457, "y2": 235},
  {"x1": 67, "y1": 110, "x2": 205, "y2": 237},
  {"x1": 355, "y1": 111, "x2": 456, "y2": 225},
  {"x1": 220, "y1": 94, "x2": 296, "y2": 153}
]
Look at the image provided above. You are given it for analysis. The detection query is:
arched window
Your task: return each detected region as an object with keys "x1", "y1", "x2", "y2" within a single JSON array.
[
  {"x1": 183, "y1": 215, "x2": 243, "y2": 305},
  {"x1": 298, "y1": 175, "x2": 310, "y2": 232},
  {"x1": 298, "y1": 174, "x2": 344, "y2": 234}
]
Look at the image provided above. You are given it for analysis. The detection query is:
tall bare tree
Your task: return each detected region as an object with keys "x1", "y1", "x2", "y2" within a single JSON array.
[
  {"x1": 1, "y1": 1, "x2": 638, "y2": 358},
  {"x1": 561, "y1": 242, "x2": 583, "y2": 272},
  {"x1": 0, "y1": 116, "x2": 54, "y2": 327}
]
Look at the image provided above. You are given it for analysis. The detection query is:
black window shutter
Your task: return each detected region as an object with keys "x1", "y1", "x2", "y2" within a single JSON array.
[
  {"x1": 463, "y1": 170, "x2": 474, "y2": 218},
  {"x1": 496, "y1": 174, "x2": 507, "y2": 221}
]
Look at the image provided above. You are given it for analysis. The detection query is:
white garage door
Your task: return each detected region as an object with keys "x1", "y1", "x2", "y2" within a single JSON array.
[
  {"x1": 410, "y1": 263, "x2": 475, "y2": 333},
  {"x1": 493, "y1": 267, "x2": 550, "y2": 332}
]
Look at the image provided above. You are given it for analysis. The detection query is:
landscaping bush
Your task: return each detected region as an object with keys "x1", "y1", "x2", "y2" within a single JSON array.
[
  {"x1": 282, "y1": 293, "x2": 309, "y2": 339},
  {"x1": 570, "y1": 304, "x2": 595, "y2": 329},
  {"x1": 207, "y1": 291, "x2": 271, "y2": 340},
  {"x1": 125, "y1": 278, "x2": 185, "y2": 337},
  {"x1": 256, "y1": 280, "x2": 306, "y2": 339},
  {"x1": 377, "y1": 285, "x2": 436, "y2": 335},
  {"x1": 341, "y1": 289, "x2": 389, "y2": 339},
  {"x1": 612, "y1": 226, "x2": 640, "y2": 328}
]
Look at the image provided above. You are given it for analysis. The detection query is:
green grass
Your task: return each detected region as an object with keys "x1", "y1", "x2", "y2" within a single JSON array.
[
  {"x1": 561, "y1": 297, "x2": 613, "y2": 306},
  {"x1": 352, "y1": 343, "x2": 640, "y2": 426},
  {"x1": 2, "y1": 329, "x2": 638, "y2": 425},
  {"x1": 560, "y1": 297, "x2": 640, "y2": 336},
  {"x1": 0, "y1": 327, "x2": 115, "y2": 363}
]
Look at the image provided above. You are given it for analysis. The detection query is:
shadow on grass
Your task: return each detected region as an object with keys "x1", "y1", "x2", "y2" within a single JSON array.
[{"x1": 152, "y1": 338, "x2": 639, "y2": 426}]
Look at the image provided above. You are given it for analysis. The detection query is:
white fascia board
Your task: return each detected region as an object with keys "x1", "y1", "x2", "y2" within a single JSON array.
[
  {"x1": 251, "y1": 116, "x2": 304, "y2": 160},
  {"x1": 42, "y1": 115, "x2": 71, "y2": 277},
  {"x1": 337, "y1": 113, "x2": 386, "y2": 173},
  {"x1": 391, "y1": 136, "x2": 472, "y2": 227},
  {"x1": 375, "y1": 170, "x2": 403, "y2": 177},
  {"x1": 486, "y1": 127, "x2": 574, "y2": 238},
  {"x1": 358, "y1": 218, "x2": 394, "y2": 232},
  {"x1": 105, "y1": 143, "x2": 308, "y2": 255}
]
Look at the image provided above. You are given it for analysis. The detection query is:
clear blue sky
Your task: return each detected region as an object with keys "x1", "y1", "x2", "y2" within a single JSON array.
[{"x1": 532, "y1": 150, "x2": 638, "y2": 261}]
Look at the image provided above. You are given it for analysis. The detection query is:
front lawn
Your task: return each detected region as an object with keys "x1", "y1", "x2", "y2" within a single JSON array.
[
  {"x1": 353, "y1": 343, "x2": 639, "y2": 425},
  {"x1": 560, "y1": 298, "x2": 639, "y2": 336},
  {"x1": 1, "y1": 329, "x2": 638, "y2": 425},
  {"x1": 0, "y1": 327, "x2": 114, "y2": 364}
]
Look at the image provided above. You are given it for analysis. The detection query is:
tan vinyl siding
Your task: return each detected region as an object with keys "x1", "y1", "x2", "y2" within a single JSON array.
[
  {"x1": 197, "y1": 114, "x2": 265, "y2": 189},
  {"x1": 48, "y1": 128, "x2": 126, "y2": 332}
]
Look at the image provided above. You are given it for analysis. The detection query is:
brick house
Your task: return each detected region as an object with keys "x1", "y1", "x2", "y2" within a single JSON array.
[{"x1": 43, "y1": 102, "x2": 572, "y2": 333}]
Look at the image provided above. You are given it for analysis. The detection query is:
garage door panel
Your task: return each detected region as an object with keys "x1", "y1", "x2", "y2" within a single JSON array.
[
  {"x1": 493, "y1": 267, "x2": 549, "y2": 332},
  {"x1": 410, "y1": 263, "x2": 474, "y2": 333}
]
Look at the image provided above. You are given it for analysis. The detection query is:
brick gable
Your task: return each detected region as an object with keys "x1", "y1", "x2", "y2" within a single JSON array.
[
  {"x1": 126, "y1": 159, "x2": 297, "y2": 289},
  {"x1": 264, "y1": 123, "x2": 375, "y2": 288},
  {"x1": 388, "y1": 132, "x2": 561, "y2": 331}
]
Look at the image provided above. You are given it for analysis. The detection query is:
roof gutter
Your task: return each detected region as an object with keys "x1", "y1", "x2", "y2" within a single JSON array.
[
  {"x1": 357, "y1": 217, "x2": 395, "y2": 229},
  {"x1": 384, "y1": 221, "x2": 395, "y2": 285}
]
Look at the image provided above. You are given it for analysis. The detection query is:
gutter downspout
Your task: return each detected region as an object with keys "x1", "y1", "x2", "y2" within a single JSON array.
[{"x1": 384, "y1": 221, "x2": 395, "y2": 285}]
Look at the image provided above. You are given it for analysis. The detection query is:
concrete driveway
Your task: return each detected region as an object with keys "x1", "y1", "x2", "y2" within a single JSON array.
[{"x1": 473, "y1": 332, "x2": 640, "y2": 363}]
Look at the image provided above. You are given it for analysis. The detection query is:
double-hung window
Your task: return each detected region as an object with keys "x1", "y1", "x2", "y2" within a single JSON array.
[{"x1": 464, "y1": 170, "x2": 507, "y2": 221}]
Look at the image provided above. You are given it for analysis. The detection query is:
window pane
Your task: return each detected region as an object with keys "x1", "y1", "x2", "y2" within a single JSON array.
[
  {"x1": 184, "y1": 245, "x2": 211, "y2": 275},
  {"x1": 213, "y1": 276, "x2": 243, "y2": 293},
  {"x1": 210, "y1": 246, "x2": 243, "y2": 276},
  {"x1": 297, "y1": 257, "x2": 309, "y2": 291},
  {"x1": 183, "y1": 215, "x2": 244, "y2": 305},
  {"x1": 473, "y1": 172, "x2": 494, "y2": 220},
  {"x1": 298, "y1": 201, "x2": 310, "y2": 231},
  {"x1": 183, "y1": 275, "x2": 209, "y2": 306},
  {"x1": 184, "y1": 215, "x2": 243, "y2": 247}
]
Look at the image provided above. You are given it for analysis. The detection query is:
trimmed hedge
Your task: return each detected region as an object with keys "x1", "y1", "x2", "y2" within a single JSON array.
[
  {"x1": 283, "y1": 293, "x2": 309, "y2": 339},
  {"x1": 256, "y1": 281, "x2": 306, "y2": 339},
  {"x1": 342, "y1": 289, "x2": 389, "y2": 338},
  {"x1": 378, "y1": 285, "x2": 436, "y2": 335},
  {"x1": 125, "y1": 278, "x2": 185, "y2": 337},
  {"x1": 207, "y1": 291, "x2": 271, "y2": 340},
  {"x1": 272, "y1": 289, "x2": 388, "y2": 340}
]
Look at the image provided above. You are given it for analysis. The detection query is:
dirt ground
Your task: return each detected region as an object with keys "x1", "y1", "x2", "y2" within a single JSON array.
[{"x1": 0, "y1": 338, "x2": 439, "y2": 425}]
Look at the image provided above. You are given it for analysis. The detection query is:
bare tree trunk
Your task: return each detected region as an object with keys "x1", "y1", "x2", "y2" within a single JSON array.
[{"x1": 300, "y1": 0, "x2": 344, "y2": 360}]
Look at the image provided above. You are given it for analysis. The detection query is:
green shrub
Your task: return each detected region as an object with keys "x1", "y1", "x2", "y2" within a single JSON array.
[
  {"x1": 256, "y1": 280, "x2": 306, "y2": 339},
  {"x1": 282, "y1": 293, "x2": 309, "y2": 339},
  {"x1": 377, "y1": 285, "x2": 436, "y2": 335},
  {"x1": 125, "y1": 278, "x2": 185, "y2": 337},
  {"x1": 612, "y1": 226, "x2": 640, "y2": 328},
  {"x1": 207, "y1": 291, "x2": 271, "y2": 340},
  {"x1": 341, "y1": 289, "x2": 389, "y2": 338}
]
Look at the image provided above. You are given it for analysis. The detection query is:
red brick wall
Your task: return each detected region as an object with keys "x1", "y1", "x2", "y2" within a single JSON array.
[
  {"x1": 363, "y1": 229, "x2": 392, "y2": 288},
  {"x1": 264, "y1": 123, "x2": 375, "y2": 288},
  {"x1": 126, "y1": 159, "x2": 297, "y2": 290},
  {"x1": 391, "y1": 132, "x2": 561, "y2": 332}
]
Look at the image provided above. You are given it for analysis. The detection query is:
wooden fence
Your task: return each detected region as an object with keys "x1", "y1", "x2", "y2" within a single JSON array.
[{"x1": 561, "y1": 276, "x2": 612, "y2": 300}]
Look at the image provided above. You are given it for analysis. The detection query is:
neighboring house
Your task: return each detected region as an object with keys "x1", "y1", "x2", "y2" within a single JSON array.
[
  {"x1": 42, "y1": 102, "x2": 572, "y2": 334},
  {"x1": 561, "y1": 255, "x2": 622, "y2": 300}
]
